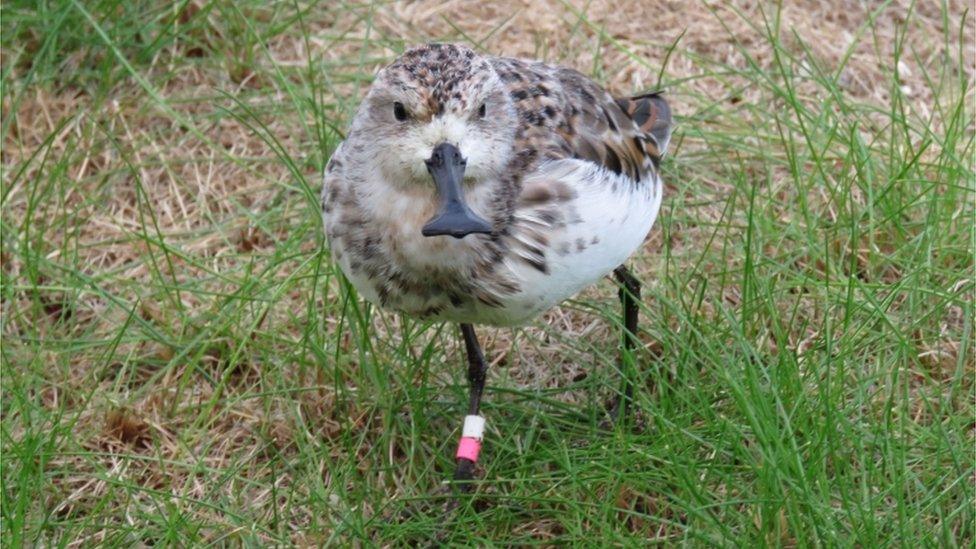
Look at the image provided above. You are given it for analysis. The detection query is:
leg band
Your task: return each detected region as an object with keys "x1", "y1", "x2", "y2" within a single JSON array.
[
  {"x1": 456, "y1": 437, "x2": 482, "y2": 462},
  {"x1": 462, "y1": 415, "x2": 485, "y2": 439},
  {"x1": 456, "y1": 415, "x2": 485, "y2": 462}
]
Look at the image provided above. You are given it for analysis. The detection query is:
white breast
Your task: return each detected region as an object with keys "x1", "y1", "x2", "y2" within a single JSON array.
[
  {"x1": 324, "y1": 153, "x2": 663, "y2": 327},
  {"x1": 475, "y1": 158, "x2": 663, "y2": 326}
]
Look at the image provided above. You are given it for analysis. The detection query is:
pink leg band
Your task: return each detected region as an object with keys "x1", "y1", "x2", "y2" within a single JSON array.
[{"x1": 455, "y1": 436, "x2": 482, "y2": 462}]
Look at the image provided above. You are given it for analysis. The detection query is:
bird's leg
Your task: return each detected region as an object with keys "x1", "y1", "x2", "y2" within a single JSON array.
[
  {"x1": 453, "y1": 323, "x2": 488, "y2": 490},
  {"x1": 612, "y1": 265, "x2": 641, "y2": 423}
]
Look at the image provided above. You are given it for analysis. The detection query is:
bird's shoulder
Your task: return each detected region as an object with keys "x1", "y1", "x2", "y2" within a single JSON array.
[{"x1": 488, "y1": 56, "x2": 671, "y2": 184}]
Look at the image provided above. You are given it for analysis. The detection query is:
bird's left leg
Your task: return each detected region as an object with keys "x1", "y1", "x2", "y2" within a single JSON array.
[
  {"x1": 453, "y1": 323, "x2": 488, "y2": 490},
  {"x1": 612, "y1": 265, "x2": 641, "y2": 423}
]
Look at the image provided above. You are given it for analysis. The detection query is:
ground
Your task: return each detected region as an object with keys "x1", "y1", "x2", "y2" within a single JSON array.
[{"x1": 2, "y1": 0, "x2": 974, "y2": 545}]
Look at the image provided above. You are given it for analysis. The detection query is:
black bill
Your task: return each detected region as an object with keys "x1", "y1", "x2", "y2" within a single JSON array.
[{"x1": 421, "y1": 142, "x2": 493, "y2": 239}]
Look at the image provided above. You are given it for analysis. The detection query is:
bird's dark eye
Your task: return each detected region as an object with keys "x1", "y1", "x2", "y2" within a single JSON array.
[
  {"x1": 477, "y1": 103, "x2": 487, "y2": 118},
  {"x1": 393, "y1": 102, "x2": 408, "y2": 121}
]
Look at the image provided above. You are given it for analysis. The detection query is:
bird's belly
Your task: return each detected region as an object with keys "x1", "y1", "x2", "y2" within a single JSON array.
[
  {"x1": 437, "y1": 167, "x2": 664, "y2": 326},
  {"x1": 502, "y1": 182, "x2": 661, "y2": 322},
  {"x1": 325, "y1": 162, "x2": 663, "y2": 328}
]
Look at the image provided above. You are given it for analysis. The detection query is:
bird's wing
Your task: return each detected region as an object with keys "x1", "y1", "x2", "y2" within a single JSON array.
[{"x1": 490, "y1": 57, "x2": 672, "y2": 184}]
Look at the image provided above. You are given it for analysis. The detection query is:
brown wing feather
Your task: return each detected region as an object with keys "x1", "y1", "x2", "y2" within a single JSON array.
[
  {"x1": 616, "y1": 92, "x2": 672, "y2": 164},
  {"x1": 489, "y1": 57, "x2": 671, "y2": 184}
]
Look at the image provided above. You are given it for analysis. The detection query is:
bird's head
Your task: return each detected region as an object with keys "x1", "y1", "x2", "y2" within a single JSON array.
[{"x1": 350, "y1": 43, "x2": 518, "y2": 238}]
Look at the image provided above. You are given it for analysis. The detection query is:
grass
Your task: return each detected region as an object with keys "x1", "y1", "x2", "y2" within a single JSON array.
[{"x1": 1, "y1": 0, "x2": 973, "y2": 545}]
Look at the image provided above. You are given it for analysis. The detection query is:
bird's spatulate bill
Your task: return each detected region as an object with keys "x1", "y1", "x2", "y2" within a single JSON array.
[{"x1": 421, "y1": 142, "x2": 492, "y2": 239}]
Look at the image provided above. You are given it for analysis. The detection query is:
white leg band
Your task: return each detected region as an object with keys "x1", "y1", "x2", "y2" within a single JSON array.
[{"x1": 462, "y1": 415, "x2": 485, "y2": 439}]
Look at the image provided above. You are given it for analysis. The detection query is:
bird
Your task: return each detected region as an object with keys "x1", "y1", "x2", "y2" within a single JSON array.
[{"x1": 322, "y1": 43, "x2": 672, "y2": 488}]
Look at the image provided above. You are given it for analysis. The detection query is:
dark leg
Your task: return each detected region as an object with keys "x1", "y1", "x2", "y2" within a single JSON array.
[
  {"x1": 454, "y1": 323, "x2": 488, "y2": 488},
  {"x1": 612, "y1": 265, "x2": 641, "y2": 422}
]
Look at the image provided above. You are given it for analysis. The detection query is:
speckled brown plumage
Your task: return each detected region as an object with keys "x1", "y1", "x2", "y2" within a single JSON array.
[
  {"x1": 491, "y1": 56, "x2": 670, "y2": 181},
  {"x1": 322, "y1": 43, "x2": 672, "y2": 326}
]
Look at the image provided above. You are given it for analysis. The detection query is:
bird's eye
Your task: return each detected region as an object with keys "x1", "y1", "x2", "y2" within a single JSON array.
[
  {"x1": 393, "y1": 102, "x2": 409, "y2": 121},
  {"x1": 477, "y1": 103, "x2": 487, "y2": 118}
]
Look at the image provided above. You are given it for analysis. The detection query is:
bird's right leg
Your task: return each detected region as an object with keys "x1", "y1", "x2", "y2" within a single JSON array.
[{"x1": 453, "y1": 323, "x2": 488, "y2": 491}]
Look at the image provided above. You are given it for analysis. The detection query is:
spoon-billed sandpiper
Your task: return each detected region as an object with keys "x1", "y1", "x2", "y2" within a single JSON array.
[{"x1": 322, "y1": 43, "x2": 672, "y2": 487}]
